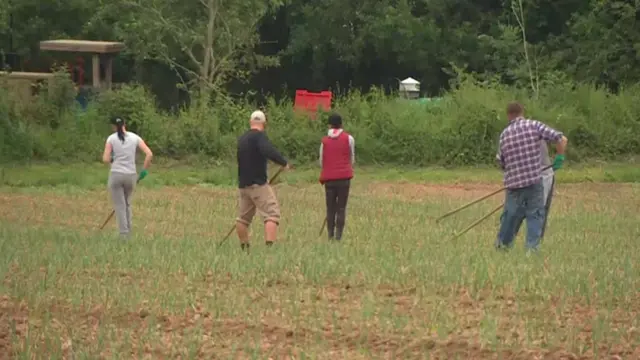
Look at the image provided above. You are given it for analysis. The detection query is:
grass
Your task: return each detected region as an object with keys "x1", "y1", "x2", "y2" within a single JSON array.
[
  {"x1": 0, "y1": 162, "x2": 639, "y2": 359},
  {"x1": 2, "y1": 159, "x2": 640, "y2": 189}
]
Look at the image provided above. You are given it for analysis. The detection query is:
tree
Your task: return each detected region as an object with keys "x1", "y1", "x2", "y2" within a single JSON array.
[
  {"x1": 285, "y1": 0, "x2": 449, "y2": 92},
  {"x1": 554, "y1": 0, "x2": 640, "y2": 88},
  {"x1": 95, "y1": 0, "x2": 283, "y2": 98},
  {"x1": 0, "y1": 2, "x2": 8, "y2": 31},
  {"x1": 0, "y1": 1, "x2": 10, "y2": 60},
  {"x1": 0, "y1": 0, "x2": 95, "y2": 56}
]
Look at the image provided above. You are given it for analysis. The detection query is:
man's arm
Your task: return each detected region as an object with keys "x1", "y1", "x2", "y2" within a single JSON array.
[
  {"x1": 349, "y1": 135, "x2": 355, "y2": 165},
  {"x1": 319, "y1": 143, "x2": 323, "y2": 167},
  {"x1": 534, "y1": 120, "x2": 568, "y2": 155},
  {"x1": 257, "y1": 133, "x2": 288, "y2": 166},
  {"x1": 554, "y1": 135, "x2": 568, "y2": 155}
]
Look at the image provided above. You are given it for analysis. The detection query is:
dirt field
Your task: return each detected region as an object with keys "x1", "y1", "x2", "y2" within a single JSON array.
[{"x1": 1, "y1": 181, "x2": 639, "y2": 359}]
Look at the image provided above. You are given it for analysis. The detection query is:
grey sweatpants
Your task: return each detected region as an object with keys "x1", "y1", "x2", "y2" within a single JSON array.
[{"x1": 108, "y1": 172, "x2": 137, "y2": 236}]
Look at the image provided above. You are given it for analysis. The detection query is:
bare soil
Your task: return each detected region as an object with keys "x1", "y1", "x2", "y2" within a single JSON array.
[{"x1": 2, "y1": 287, "x2": 638, "y2": 359}]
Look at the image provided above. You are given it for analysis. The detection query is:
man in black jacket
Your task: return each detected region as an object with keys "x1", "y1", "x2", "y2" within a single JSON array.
[{"x1": 236, "y1": 110, "x2": 291, "y2": 251}]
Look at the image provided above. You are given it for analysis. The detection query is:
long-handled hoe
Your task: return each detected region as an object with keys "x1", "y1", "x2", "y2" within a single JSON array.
[
  {"x1": 436, "y1": 165, "x2": 553, "y2": 239},
  {"x1": 319, "y1": 217, "x2": 327, "y2": 237},
  {"x1": 318, "y1": 184, "x2": 327, "y2": 237},
  {"x1": 99, "y1": 178, "x2": 141, "y2": 230},
  {"x1": 217, "y1": 167, "x2": 285, "y2": 248},
  {"x1": 435, "y1": 188, "x2": 505, "y2": 240}
]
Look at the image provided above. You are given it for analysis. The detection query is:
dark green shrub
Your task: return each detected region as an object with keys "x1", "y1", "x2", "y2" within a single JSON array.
[{"x1": 2, "y1": 73, "x2": 640, "y2": 165}]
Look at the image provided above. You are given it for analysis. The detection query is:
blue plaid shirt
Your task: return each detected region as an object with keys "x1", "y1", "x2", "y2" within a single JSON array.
[{"x1": 496, "y1": 117, "x2": 563, "y2": 189}]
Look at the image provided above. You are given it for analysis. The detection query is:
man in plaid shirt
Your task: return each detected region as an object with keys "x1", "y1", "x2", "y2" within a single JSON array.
[{"x1": 495, "y1": 102, "x2": 568, "y2": 252}]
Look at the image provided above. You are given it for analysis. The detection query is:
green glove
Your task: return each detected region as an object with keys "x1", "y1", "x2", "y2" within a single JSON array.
[
  {"x1": 138, "y1": 169, "x2": 148, "y2": 181},
  {"x1": 552, "y1": 154, "x2": 565, "y2": 170}
]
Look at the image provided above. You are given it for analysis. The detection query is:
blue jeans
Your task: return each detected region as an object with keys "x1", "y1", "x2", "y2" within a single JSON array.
[
  {"x1": 495, "y1": 181, "x2": 546, "y2": 250},
  {"x1": 514, "y1": 174, "x2": 554, "y2": 239}
]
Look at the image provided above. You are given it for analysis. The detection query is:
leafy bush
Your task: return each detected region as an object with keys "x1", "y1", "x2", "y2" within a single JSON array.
[
  {"x1": 1, "y1": 73, "x2": 640, "y2": 165},
  {"x1": 0, "y1": 83, "x2": 35, "y2": 162}
]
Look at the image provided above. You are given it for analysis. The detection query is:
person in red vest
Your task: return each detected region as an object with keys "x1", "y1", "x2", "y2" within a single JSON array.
[{"x1": 319, "y1": 113, "x2": 355, "y2": 241}]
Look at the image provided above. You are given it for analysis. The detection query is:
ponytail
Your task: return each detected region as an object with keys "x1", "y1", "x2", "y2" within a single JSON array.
[
  {"x1": 116, "y1": 123, "x2": 125, "y2": 143},
  {"x1": 111, "y1": 117, "x2": 126, "y2": 143}
]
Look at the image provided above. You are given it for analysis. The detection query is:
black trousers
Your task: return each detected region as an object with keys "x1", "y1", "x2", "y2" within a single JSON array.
[{"x1": 324, "y1": 179, "x2": 351, "y2": 239}]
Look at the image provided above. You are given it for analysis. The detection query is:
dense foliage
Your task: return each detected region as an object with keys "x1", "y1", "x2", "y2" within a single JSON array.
[
  {"x1": 1, "y1": 0, "x2": 639, "y2": 164},
  {"x1": 2, "y1": 72, "x2": 639, "y2": 165},
  {"x1": 2, "y1": 0, "x2": 640, "y2": 98}
]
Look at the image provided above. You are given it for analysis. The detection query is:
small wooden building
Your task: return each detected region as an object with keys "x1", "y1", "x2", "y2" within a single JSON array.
[{"x1": 39, "y1": 39, "x2": 125, "y2": 89}]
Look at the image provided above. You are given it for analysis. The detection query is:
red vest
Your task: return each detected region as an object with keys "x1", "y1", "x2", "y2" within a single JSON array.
[{"x1": 320, "y1": 130, "x2": 354, "y2": 183}]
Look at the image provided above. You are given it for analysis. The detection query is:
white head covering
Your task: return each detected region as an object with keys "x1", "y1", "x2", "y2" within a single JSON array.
[{"x1": 250, "y1": 110, "x2": 266, "y2": 123}]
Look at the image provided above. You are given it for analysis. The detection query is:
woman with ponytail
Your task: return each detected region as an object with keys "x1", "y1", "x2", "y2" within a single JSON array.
[{"x1": 102, "y1": 117, "x2": 153, "y2": 238}]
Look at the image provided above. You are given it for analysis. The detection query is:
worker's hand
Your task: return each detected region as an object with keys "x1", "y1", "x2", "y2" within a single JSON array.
[
  {"x1": 552, "y1": 154, "x2": 565, "y2": 171},
  {"x1": 138, "y1": 169, "x2": 149, "y2": 181},
  {"x1": 284, "y1": 163, "x2": 293, "y2": 171}
]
